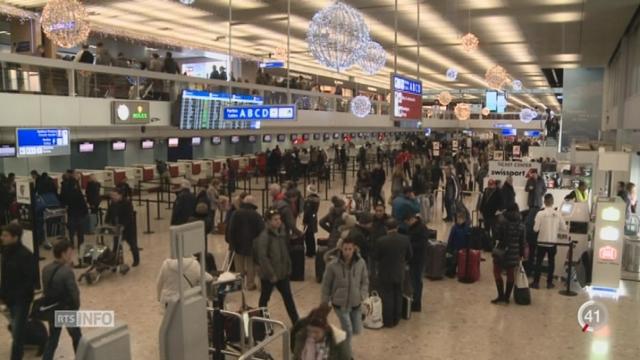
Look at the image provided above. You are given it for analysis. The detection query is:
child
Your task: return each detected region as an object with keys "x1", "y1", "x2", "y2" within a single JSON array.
[{"x1": 445, "y1": 211, "x2": 470, "y2": 277}]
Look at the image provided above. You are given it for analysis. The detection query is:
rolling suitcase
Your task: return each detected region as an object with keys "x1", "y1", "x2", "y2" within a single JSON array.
[
  {"x1": 290, "y1": 236, "x2": 305, "y2": 281},
  {"x1": 425, "y1": 240, "x2": 446, "y2": 280},
  {"x1": 457, "y1": 248, "x2": 481, "y2": 283}
]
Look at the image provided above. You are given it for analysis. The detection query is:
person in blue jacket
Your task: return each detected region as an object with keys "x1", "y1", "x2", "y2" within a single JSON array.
[
  {"x1": 445, "y1": 211, "x2": 470, "y2": 277},
  {"x1": 391, "y1": 186, "x2": 420, "y2": 232}
]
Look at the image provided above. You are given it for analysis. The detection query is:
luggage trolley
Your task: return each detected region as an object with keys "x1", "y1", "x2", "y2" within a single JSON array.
[
  {"x1": 42, "y1": 208, "x2": 67, "y2": 249},
  {"x1": 78, "y1": 225, "x2": 129, "y2": 285}
]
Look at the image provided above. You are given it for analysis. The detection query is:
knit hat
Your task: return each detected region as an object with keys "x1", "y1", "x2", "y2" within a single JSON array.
[
  {"x1": 307, "y1": 184, "x2": 318, "y2": 195},
  {"x1": 179, "y1": 179, "x2": 191, "y2": 190}
]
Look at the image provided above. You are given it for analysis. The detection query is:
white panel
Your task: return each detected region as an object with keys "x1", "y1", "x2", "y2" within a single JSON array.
[
  {"x1": 623, "y1": 94, "x2": 640, "y2": 129},
  {"x1": 149, "y1": 101, "x2": 172, "y2": 126},
  {"x1": 0, "y1": 93, "x2": 41, "y2": 126},
  {"x1": 40, "y1": 96, "x2": 81, "y2": 126},
  {"x1": 79, "y1": 98, "x2": 112, "y2": 126}
]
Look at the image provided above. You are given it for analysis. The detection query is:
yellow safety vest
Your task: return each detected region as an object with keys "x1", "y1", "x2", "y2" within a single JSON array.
[{"x1": 575, "y1": 189, "x2": 587, "y2": 202}]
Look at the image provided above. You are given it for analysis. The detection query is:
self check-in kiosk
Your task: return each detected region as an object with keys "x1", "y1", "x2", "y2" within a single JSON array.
[{"x1": 76, "y1": 323, "x2": 132, "y2": 360}]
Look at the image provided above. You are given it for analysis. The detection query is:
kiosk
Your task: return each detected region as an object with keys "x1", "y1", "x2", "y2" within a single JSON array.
[
  {"x1": 591, "y1": 197, "x2": 626, "y2": 294},
  {"x1": 76, "y1": 323, "x2": 132, "y2": 360}
]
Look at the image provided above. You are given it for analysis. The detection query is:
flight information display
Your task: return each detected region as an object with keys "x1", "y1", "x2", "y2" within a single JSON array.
[
  {"x1": 179, "y1": 89, "x2": 263, "y2": 130},
  {"x1": 391, "y1": 74, "x2": 423, "y2": 121},
  {"x1": 16, "y1": 128, "x2": 70, "y2": 158}
]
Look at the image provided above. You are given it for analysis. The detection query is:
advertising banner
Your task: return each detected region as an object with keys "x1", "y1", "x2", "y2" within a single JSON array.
[{"x1": 488, "y1": 160, "x2": 541, "y2": 187}]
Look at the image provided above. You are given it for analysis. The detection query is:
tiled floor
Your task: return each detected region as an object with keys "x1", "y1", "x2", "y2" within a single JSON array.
[{"x1": 2, "y1": 172, "x2": 639, "y2": 359}]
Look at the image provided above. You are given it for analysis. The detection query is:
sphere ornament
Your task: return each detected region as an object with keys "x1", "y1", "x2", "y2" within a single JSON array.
[
  {"x1": 461, "y1": 32, "x2": 479, "y2": 52},
  {"x1": 519, "y1": 108, "x2": 536, "y2": 123},
  {"x1": 350, "y1": 95, "x2": 372, "y2": 118},
  {"x1": 41, "y1": 0, "x2": 91, "y2": 49},
  {"x1": 454, "y1": 103, "x2": 471, "y2": 120},
  {"x1": 438, "y1": 91, "x2": 452, "y2": 106},
  {"x1": 307, "y1": 1, "x2": 370, "y2": 72},
  {"x1": 512, "y1": 79, "x2": 523, "y2": 91},
  {"x1": 357, "y1": 41, "x2": 386, "y2": 75},
  {"x1": 481, "y1": 107, "x2": 490, "y2": 117},
  {"x1": 446, "y1": 68, "x2": 458, "y2": 81},
  {"x1": 485, "y1": 65, "x2": 509, "y2": 90}
]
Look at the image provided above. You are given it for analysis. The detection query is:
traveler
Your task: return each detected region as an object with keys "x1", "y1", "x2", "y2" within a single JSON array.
[
  {"x1": 525, "y1": 169, "x2": 546, "y2": 211},
  {"x1": 501, "y1": 175, "x2": 516, "y2": 210},
  {"x1": 105, "y1": 188, "x2": 140, "y2": 267},
  {"x1": 0, "y1": 222, "x2": 36, "y2": 360},
  {"x1": 370, "y1": 203, "x2": 389, "y2": 242},
  {"x1": 564, "y1": 180, "x2": 588, "y2": 202},
  {"x1": 479, "y1": 179, "x2": 501, "y2": 237},
  {"x1": 411, "y1": 164, "x2": 427, "y2": 196},
  {"x1": 254, "y1": 210, "x2": 300, "y2": 324},
  {"x1": 41, "y1": 240, "x2": 82, "y2": 360},
  {"x1": 444, "y1": 166, "x2": 461, "y2": 222},
  {"x1": 74, "y1": 44, "x2": 94, "y2": 97},
  {"x1": 285, "y1": 181, "x2": 304, "y2": 220},
  {"x1": 114, "y1": 52, "x2": 129, "y2": 68},
  {"x1": 299, "y1": 149, "x2": 311, "y2": 177},
  {"x1": 228, "y1": 195, "x2": 264, "y2": 291},
  {"x1": 446, "y1": 211, "x2": 471, "y2": 277},
  {"x1": 347, "y1": 212, "x2": 373, "y2": 264},
  {"x1": 156, "y1": 255, "x2": 213, "y2": 307},
  {"x1": 209, "y1": 65, "x2": 220, "y2": 80},
  {"x1": 155, "y1": 159, "x2": 169, "y2": 192},
  {"x1": 270, "y1": 184, "x2": 302, "y2": 238},
  {"x1": 163, "y1": 52, "x2": 180, "y2": 74},
  {"x1": 321, "y1": 237, "x2": 368, "y2": 355},
  {"x1": 206, "y1": 179, "x2": 221, "y2": 228},
  {"x1": 225, "y1": 159, "x2": 237, "y2": 196},
  {"x1": 291, "y1": 304, "x2": 350, "y2": 360},
  {"x1": 302, "y1": 185, "x2": 321, "y2": 257},
  {"x1": 391, "y1": 186, "x2": 420, "y2": 230},
  {"x1": 149, "y1": 53, "x2": 163, "y2": 72},
  {"x1": 370, "y1": 163, "x2": 386, "y2": 205},
  {"x1": 319, "y1": 196, "x2": 347, "y2": 249},
  {"x1": 85, "y1": 174, "x2": 101, "y2": 213},
  {"x1": 60, "y1": 175, "x2": 88, "y2": 265},
  {"x1": 402, "y1": 213, "x2": 428, "y2": 312},
  {"x1": 532, "y1": 194, "x2": 568, "y2": 289},
  {"x1": 171, "y1": 180, "x2": 196, "y2": 226},
  {"x1": 94, "y1": 42, "x2": 112, "y2": 66},
  {"x1": 374, "y1": 219, "x2": 412, "y2": 327},
  {"x1": 491, "y1": 204, "x2": 526, "y2": 304},
  {"x1": 390, "y1": 164, "x2": 406, "y2": 200}
]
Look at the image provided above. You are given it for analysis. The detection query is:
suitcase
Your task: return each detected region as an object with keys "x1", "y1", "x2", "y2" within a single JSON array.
[
  {"x1": 457, "y1": 248, "x2": 481, "y2": 283},
  {"x1": 290, "y1": 244, "x2": 305, "y2": 281},
  {"x1": 401, "y1": 295, "x2": 412, "y2": 320},
  {"x1": 425, "y1": 240, "x2": 446, "y2": 280}
]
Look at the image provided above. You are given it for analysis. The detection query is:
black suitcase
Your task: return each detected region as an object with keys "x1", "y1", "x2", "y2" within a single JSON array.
[
  {"x1": 425, "y1": 241, "x2": 447, "y2": 280},
  {"x1": 290, "y1": 244, "x2": 305, "y2": 281}
]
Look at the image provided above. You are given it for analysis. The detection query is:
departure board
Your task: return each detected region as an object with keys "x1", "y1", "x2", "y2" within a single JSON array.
[
  {"x1": 179, "y1": 89, "x2": 263, "y2": 130},
  {"x1": 16, "y1": 128, "x2": 70, "y2": 158}
]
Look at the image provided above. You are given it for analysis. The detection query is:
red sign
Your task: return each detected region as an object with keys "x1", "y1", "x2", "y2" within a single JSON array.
[
  {"x1": 393, "y1": 91, "x2": 422, "y2": 119},
  {"x1": 598, "y1": 246, "x2": 618, "y2": 261}
]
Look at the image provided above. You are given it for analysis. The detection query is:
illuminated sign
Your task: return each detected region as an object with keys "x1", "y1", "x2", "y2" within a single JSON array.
[
  {"x1": 598, "y1": 246, "x2": 618, "y2": 261},
  {"x1": 223, "y1": 105, "x2": 296, "y2": 121},
  {"x1": 16, "y1": 128, "x2": 70, "y2": 158},
  {"x1": 599, "y1": 226, "x2": 620, "y2": 241},
  {"x1": 391, "y1": 74, "x2": 422, "y2": 121},
  {"x1": 601, "y1": 207, "x2": 621, "y2": 222},
  {"x1": 111, "y1": 101, "x2": 150, "y2": 124}
]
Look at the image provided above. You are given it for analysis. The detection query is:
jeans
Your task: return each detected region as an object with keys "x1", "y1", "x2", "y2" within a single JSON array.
[
  {"x1": 334, "y1": 305, "x2": 362, "y2": 357},
  {"x1": 259, "y1": 279, "x2": 299, "y2": 324},
  {"x1": 68, "y1": 215, "x2": 87, "y2": 251},
  {"x1": 534, "y1": 245, "x2": 557, "y2": 284},
  {"x1": 43, "y1": 322, "x2": 82, "y2": 360},
  {"x1": 9, "y1": 302, "x2": 31, "y2": 360},
  {"x1": 409, "y1": 260, "x2": 425, "y2": 310}
]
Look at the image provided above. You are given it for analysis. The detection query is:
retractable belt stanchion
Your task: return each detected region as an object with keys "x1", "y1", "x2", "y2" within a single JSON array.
[
  {"x1": 558, "y1": 239, "x2": 578, "y2": 297},
  {"x1": 144, "y1": 199, "x2": 154, "y2": 235},
  {"x1": 303, "y1": 175, "x2": 307, "y2": 198},
  {"x1": 325, "y1": 173, "x2": 329, "y2": 200},
  {"x1": 138, "y1": 180, "x2": 142, "y2": 206},
  {"x1": 155, "y1": 190, "x2": 163, "y2": 220},
  {"x1": 342, "y1": 168, "x2": 347, "y2": 195}
]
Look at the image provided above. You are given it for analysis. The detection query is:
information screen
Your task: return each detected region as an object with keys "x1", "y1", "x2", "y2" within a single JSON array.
[
  {"x1": 230, "y1": 136, "x2": 240, "y2": 144},
  {"x1": 78, "y1": 142, "x2": 94, "y2": 153},
  {"x1": 211, "y1": 136, "x2": 222, "y2": 145},
  {"x1": 16, "y1": 128, "x2": 70, "y2": 158},
  {"x1": 168, "y1": 138, "x2": 179, "y2": 148},
  {"x1": 485, "y1": 91, "x2": 497, "y2": 111},
  {"x1": 179, "y1": 89, "x2": 263, "y2": 130},
  {"x1": 497, "y1": 93, "x2": 507, "y2": 113},
  {"x1": 263, "y1": 134, "x2": 272, "y2": 143},
  {"x1": 277, "y1": 134, "x2": 286, "y2": 142},
  {"x1": 112, "y1": 140, "x2": 126, "y2": 151},
  {"x1": 192, "y1": 137, "x2": 202, "y2": 146},
  {"x1": 248, "y1": 135, "x2": 257, "y2": 143},
  {"x1": 391, "y1": 74, "x2": 423, "y2": 121},
  {"x1": 0, "y1": 144, "x2": 16, "y2": 158},
  {"x1": 141, "y1": 139, "x2": 155, "y2": 149}
]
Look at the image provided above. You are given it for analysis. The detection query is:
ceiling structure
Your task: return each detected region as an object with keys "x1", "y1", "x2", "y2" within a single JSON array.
[{"x1": 2, "y1": 0, "x2": 639, "y2": 112}]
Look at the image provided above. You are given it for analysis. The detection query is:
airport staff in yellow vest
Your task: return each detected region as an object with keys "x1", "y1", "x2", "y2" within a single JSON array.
[{"x1": 564, "y1": 181, "x2": 588, "y2": 202}]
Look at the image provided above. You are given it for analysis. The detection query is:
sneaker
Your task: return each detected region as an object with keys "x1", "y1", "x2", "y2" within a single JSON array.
[
  {"x1": 547, "y1": 282, "x2": 555, "y2": 289},
  {"x1": 530, "y1": 282, "x2": 540, "y2": 289}
]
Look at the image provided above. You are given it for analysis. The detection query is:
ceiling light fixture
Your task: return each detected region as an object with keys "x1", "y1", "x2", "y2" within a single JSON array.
[
  {"x1": 461, "y1": 32, "x2": 479, "y2": 52},
  {"x1": 438, "y1": 91, "x2": 452, "y2": 106},
  {"x1": 455, "y1": 103, "x2": 471, "y2": 120},
  {"x1": 519, "y1": 108, "x2": 536, "y2": 123},
  {"x1": 481, "y1": 107, "x2": 490, "y2": 117},
  {"x1": 357, "y1": 41, "x2": 386, "y2": 75},
  {"x1": 351, "y1": 95, "x2": 372, "y2": 118},
  {"x1": 179, "y1": 0, "x2": 195, "y2": 5},
  {"x1": 307, "y1": 1, "x2": 370, "y2": 72},
  {"x1": 41, "y1": 0, "x2": 90, "y2": 48},
  {"x1": 485, "y1": 65, "x2": 509, "y2": 90}
]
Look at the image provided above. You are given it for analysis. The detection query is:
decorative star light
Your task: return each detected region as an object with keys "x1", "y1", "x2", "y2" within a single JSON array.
[
  {"x1": 446, "y1": 68, "x2": 458, "y2": 81},
  {"x1": 519, "y1": 108, "x2": 536, "y2": 123},
  {"x1": 41, "y1": 0, "x2": 90, "y2": 48},
  {"x1": 485, "y1": 65, "x2": 509, "y2": 90},
  {"x1": 307, "y1": 2, "x2": 370, "y2": 71},
  {"x1": 461, "y1": 32, "x2": 479, "y2": 52},
  {"x1": 438, "y1": 91, "x2": 452, "y2": 106},
  {"x1": 357, "y1": 41, "x2": 386, "y2": 75},
  {"x1": 481, "y1": 107, "x2": 490, "y2": 117},
  {"x1": 455, "y1": 103, "x2": 471, "y2": 120},
  {"x1": 351, "y1": 95, "x2": 372, "y2": 118},
  {"x1": 274, "y1": 47, "x2": 287, "y2": 60},
  {"x1": 512, "y1": 79, "x2": 523, "y2": 91}
]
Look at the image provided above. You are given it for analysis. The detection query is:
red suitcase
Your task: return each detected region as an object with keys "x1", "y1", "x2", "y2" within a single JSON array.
[{"x1": 457, "y1": 248, "x2": 481, "y2": 283}]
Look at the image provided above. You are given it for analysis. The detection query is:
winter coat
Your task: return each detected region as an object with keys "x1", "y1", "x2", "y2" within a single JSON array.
[
  {"x1": 228, "y1": 203, "x2": 265, "y2": 256},
  {"x1": 273, "y1": 192, "x2": 300, "y2": 237},
  {"x1": 494, "y1": 210, "x2": 526, "y2": 268},
  {"x1": 42, "y1": 261, "x2": 80, "y2": 310},
  {"x1": 371, "y1": 168, "x2": 386, "y2": 191},
  {"x1": 404, "y1": 219, "x2": 429, "y2": 266},
  {"x1": 254, "y1": 226, "x2": 292, "y2": 281},
  {"x1": 391, "y1": 194, "x2": 420, "y2": 222},
  {"x1": 156, "y1": 257, "x2": 213, "y2": 305},
  {"x1": 374, "y1": 232, "x2": 412, "y2": 284},
  {"x1": 171, "y1": 189, "x2": 196, "y2": 226},
  {"x1": 0, "y1": 242, "x2": 36, "y2": 306},
  {"x1": 85, "y1": 180, "x2": 102, "y2": 210},
  {"x1": 302, "y1": 194, "x2": 321, "y2": 234},
  {"x1": 105, "y1": 199, "x2": 136, "y2": 241},
  {"x1": 480, "y1": 188, "x2": 501, "y2": 220},
  {"x1": 321, "y1": 253, "x2": 369, "y2": 309},
  {"x1": 291, "y1": 320, "x2": 349, "y2": 360},
  {"x1": 525, "y1": 177, "x2": 546, "y2": 209},
  {"x1": 501, "y1": 182, "x2": 516, "y2": 210},
  {"x1": 447, "y1": 223, "x2": 470, "y2": 255},
  {"x1": 319, "y1": 206, "x2": 346, "y2": 248}
]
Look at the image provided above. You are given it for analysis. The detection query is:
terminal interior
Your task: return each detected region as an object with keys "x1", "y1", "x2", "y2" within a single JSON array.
[{"x1": 1, "y1": 0, "x2": 640, "y2": 359}]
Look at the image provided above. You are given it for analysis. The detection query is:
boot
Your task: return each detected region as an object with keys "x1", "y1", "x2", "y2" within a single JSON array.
[
  {"x1": 491, "y1": 281, "x2": 505, "y2": 304},
  {"x1": 132, "y1": 250, "x2": 140, "y2": 267},
  {"x1": 504, "y1": 281, "x2": 514, "y2": 304}
]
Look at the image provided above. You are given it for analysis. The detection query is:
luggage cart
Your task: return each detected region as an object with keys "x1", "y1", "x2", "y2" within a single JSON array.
[
  {"x1": 78, "y1": 225, "x2": 129, "y2": 285},
  {"x1": 42, "y1": 208, "x2": 66, "y2": 249}
]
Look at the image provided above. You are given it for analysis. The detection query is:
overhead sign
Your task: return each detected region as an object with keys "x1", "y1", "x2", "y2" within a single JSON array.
[
  {"x1": 513, "y1": 145, "x2": 521, "y2": 159},
  {"x1": 112, "y1": 101, "x2": 150, "y2": 124},
  {"x1": 391, "y1": 74, "x2": 423, "y2": 121},
  {"x1": 259, "y1": 60, "x2": 285, "y2": 69},
  {"x1": 223, "y1": 105, "x2": 296, "y2": 121},
  {"x1": 16, "y1": 128, "x2": 70, "y2": 158},
  {"x1": 487, "y1": 160, "x2": 541, "y2": 187},
  {"x1": 592, "y1": 198, "x2": 625, "y2": 292}
]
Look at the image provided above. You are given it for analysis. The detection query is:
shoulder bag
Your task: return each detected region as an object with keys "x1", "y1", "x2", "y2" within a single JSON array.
[{"x1": 31, "y1": 264, "x2": 64, "y2": 322}]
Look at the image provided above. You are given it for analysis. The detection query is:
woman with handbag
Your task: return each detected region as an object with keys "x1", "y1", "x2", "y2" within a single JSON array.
[{"x1": 491, "y1": 204, "x2": 526, "y2": 305}]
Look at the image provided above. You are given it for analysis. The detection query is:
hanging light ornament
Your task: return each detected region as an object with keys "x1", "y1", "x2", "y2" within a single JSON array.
[
  {"x1": 41, "y1": 0, "x2": 91, "y2": 49},
  {"x1": 519, "y1": 108, "x2": 536, "y2": 123},
  {"x1": 357, "y1": 41, "x2": 386, "y2": 75},
  {"x1": 481, "y1": 107, "x2": 490, "y2": 117},
  {"x1": 179, "y1": 0, "x2": 195, "y2": 5},
  {"x1": 446, "y1": 68, "x2": 458, "y2": 81},
  {"x1": 454, "y1": 103, "x2": 471, "y2": 120},
  {"x1": 438, "y1": 91, "x2": 452, "y2": 106},
  {"x1": 274, "y1": 47, "x2": 287, "y2": 60},
  {"x1": 485, "y1": 65, "x2": 509, "y2": 89},
  {"x1": 351, "y1": 95, "x2": 372, "y2": 118},
  {"x1": 307, "y1": 2, "x2": 370, "y2": 72},
  {"x1": 460, "y1": 32, "x2": 479, "y2": 52},
  {"x1": 512, "y1": 79, "x2": 523, "y2": 91}
]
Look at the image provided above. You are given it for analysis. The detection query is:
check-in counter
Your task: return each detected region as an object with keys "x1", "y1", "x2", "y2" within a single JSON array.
[
  {"x1": 167, "y1": 162, "x2": 187, "y2": 178},
  {"x1": 132, "y1": 164, "x2": 157, "y2": 181},
  {"x1": 202, "y1": 158, "x2": 223, "y2": 178},
  {"x1": 104, "y1": 166, "x2": 139, "y2": 189},
  {"x1": 178, "y1": 160, "x2": 207, "y2": 182},
  {"x1": 77, "y1": 170, "x2": 114, "y2": 195}
]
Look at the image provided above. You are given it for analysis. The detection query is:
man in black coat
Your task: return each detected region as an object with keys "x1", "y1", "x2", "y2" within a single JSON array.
[
  {"x1": 228, "y1": 195, "x2": 264, "y2": 290},
  {"x1": 374, "y1": 219, "x2": 412, "y2": 327},
  {"x1": 85, "y1": 175, "x2": 102, "y2": 213},
  {"x1": 302, "y1": 186, "x2": 320, "y2": 257},
  {"x1": 0, "y1": 222, "x2": 36, "y2": 360},
  {"x1": 402, "y1": 214, "x2": 428, "y2": 312},
  {"x1": 106, "y1": 189, "x2": 139, "y2": 266},
  {"x1": 370, "y1": 163, "x2": 386, "y2": 205},
  {"x1": 171, "y1": 180, "x2": 196, "y2": 226},
  {"x1": 480, "y1": 179, "x2": 502, "y2": 237},
  {"x1": 60, "y1": 174, "x2": 88, "y2": 264}
]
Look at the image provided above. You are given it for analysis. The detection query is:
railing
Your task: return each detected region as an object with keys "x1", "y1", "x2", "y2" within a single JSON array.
[
  {"x1": 0, "y1": 52, "x2": 390, "y2": 115},
  {"x1": 240, "y1": 317, "x2": 290, "y2": 360}
]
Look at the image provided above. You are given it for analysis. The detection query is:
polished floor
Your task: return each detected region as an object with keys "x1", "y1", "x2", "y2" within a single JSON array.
[{"x1": 2, "y1": 172, "x2": 639, "y2": 360}]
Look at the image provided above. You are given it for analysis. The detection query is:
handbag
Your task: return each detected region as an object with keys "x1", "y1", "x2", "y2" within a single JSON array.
[
  {"x1": 514, "y1": 262, "x2": 531, "y2": 305},
  {"x1": 491, "y1": 245, "x2": 506, "y2": 264},
  {"x1": 31, "y1": 264, "x2": 64, "y2": 322},
  {"x1": 362, "y1": 291, "x2": 383, "y2": 329}
]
